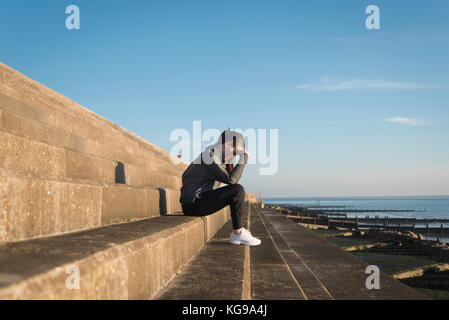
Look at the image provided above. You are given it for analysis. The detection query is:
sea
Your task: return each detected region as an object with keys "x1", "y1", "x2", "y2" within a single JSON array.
[{"x1": 264, "y1": 195, "x2": 449, "y2": 242}]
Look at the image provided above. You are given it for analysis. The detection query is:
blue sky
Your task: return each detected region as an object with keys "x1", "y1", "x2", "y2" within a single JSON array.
[{"x1": 1, "y1": 0, "x2": 448, "y2": 197}]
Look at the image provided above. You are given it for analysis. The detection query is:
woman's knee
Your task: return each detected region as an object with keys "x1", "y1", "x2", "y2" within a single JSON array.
[{"x1": 232, "y1": 183, "x2": 245, "y2": 197}]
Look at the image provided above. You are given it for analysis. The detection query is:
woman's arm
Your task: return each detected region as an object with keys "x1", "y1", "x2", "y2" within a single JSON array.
[{"x1": 203, "y1": 152, "x2": 249, "y2": 185}]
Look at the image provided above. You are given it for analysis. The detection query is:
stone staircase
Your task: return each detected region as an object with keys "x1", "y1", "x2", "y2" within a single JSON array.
[{"x1": 0, "y1": 62, "x2": 257, "y2": 299}]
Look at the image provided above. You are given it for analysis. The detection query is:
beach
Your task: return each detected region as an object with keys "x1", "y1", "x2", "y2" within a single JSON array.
[{"x1": 265, "y1": 196, "x2": 449, "y2": 300}]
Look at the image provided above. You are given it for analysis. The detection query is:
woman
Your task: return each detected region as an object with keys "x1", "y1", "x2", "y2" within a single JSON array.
[{"x1": 179, "y1": 129, "x2": 261, "y2": 246}]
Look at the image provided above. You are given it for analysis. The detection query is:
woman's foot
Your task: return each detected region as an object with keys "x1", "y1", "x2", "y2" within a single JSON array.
[{"x1": 230, "y1": 228, "x2": 261, "y2": 246}]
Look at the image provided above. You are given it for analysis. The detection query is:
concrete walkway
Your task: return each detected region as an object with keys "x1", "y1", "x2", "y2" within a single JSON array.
[{"x1": 157, "y1": 204, "x2": 427, "y2": 300}]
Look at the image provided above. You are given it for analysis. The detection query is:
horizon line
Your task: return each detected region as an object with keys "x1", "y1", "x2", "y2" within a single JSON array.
[{"x1": 263, "y1": 194, "x2": 449, "y2": 199}]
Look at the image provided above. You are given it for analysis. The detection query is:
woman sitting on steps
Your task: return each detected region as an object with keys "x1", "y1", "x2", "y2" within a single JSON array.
[{"x1": 179, "y1": 129, "x2": 261, "y2": 246}]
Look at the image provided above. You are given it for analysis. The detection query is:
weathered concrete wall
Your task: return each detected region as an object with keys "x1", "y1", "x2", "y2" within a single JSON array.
[
  {"x1": 0, "y1": 62, "x2": 254, "y2": 299},
  {"x1": 0, "y1": 62, "x2": 192, "y2": 243}
]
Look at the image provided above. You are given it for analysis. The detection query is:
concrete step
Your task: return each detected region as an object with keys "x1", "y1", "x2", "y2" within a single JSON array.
[
  {"x1": 259, "y1": 207, "x2": 428, "y2": 300},
  {"x1": 0, "y1": 103, "x2": 183, "y2": 178},
  {"x1": 0, "y1": 167, "x2": 183, "y2": 243},
  {"x1": 0, "y1": 92, "x2": 166, "y2": 169},
  {"x1": 0, "y1": 130, "x2": 66, "y2": 177},
  {"x1": 0, "y1": 65, "x2": 185, "y2": 170},
  {"x1": 0, "y1": 207, "x2": 230, "y2": 299},
  {"x1": 156, "y1": 218, "x2": 248, "y2": 300},
  {"x1": 155, "y1": 203, "x2": 251, "y2": 300},
  {"x1": 156, "y1": 203, "x2": 307, "y2": 300},
  {"x1": 0, "y1": 109, "x2": 182, "y2": 189}
]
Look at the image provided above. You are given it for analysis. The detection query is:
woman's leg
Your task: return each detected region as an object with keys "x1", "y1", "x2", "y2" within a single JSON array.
[{"x1": 182, "y1": 184, "x2": 246, "y2": 230}]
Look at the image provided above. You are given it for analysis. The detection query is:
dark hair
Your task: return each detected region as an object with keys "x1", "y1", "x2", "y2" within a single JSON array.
[
  {"x1": 218, "y1": 129, "x2": 245, "y2": 173},
  {"x1": 219, "y1": 130, "x2": 245, "y2": 149}
]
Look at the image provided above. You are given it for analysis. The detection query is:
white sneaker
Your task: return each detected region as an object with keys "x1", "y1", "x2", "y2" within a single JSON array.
[{"x1": 230, "y1": 228, "x2": 261, "y2": 246}]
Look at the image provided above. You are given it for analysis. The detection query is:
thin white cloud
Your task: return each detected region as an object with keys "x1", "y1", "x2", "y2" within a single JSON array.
[
  {"x1": 385, "y1": 117, "x2": 431, "y2": 126},
  {"x1": 294, "y1": 77, "x2": 438, "y2": 91}
]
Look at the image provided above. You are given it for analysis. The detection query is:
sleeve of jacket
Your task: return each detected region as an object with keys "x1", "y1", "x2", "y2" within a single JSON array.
[{"x1": 204, "y1": 153, "x2": 248, "y2": 185}]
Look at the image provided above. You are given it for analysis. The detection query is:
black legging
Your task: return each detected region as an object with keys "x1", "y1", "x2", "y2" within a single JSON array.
[{"x1": 181, "y1": 184, "x2": 245, "y2": 230}]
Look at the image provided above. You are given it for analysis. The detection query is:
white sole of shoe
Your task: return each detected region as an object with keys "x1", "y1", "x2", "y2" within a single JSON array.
[{"x1": 230, "y1": 239, "x2": 261, "y2": 246}]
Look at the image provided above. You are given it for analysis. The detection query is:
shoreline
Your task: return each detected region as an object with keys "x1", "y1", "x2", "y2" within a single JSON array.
[
  {"x1": 265, "y1": 197, "x2": 449, "y2": 243},
  {"x1": 268, "y1": 204, "x2": 449, "y2": 300}
]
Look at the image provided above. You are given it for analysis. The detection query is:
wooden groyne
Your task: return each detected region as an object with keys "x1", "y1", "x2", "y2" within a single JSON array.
[{"x1": 269, "y1": 205, "x2": 449, "y2": 240}]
